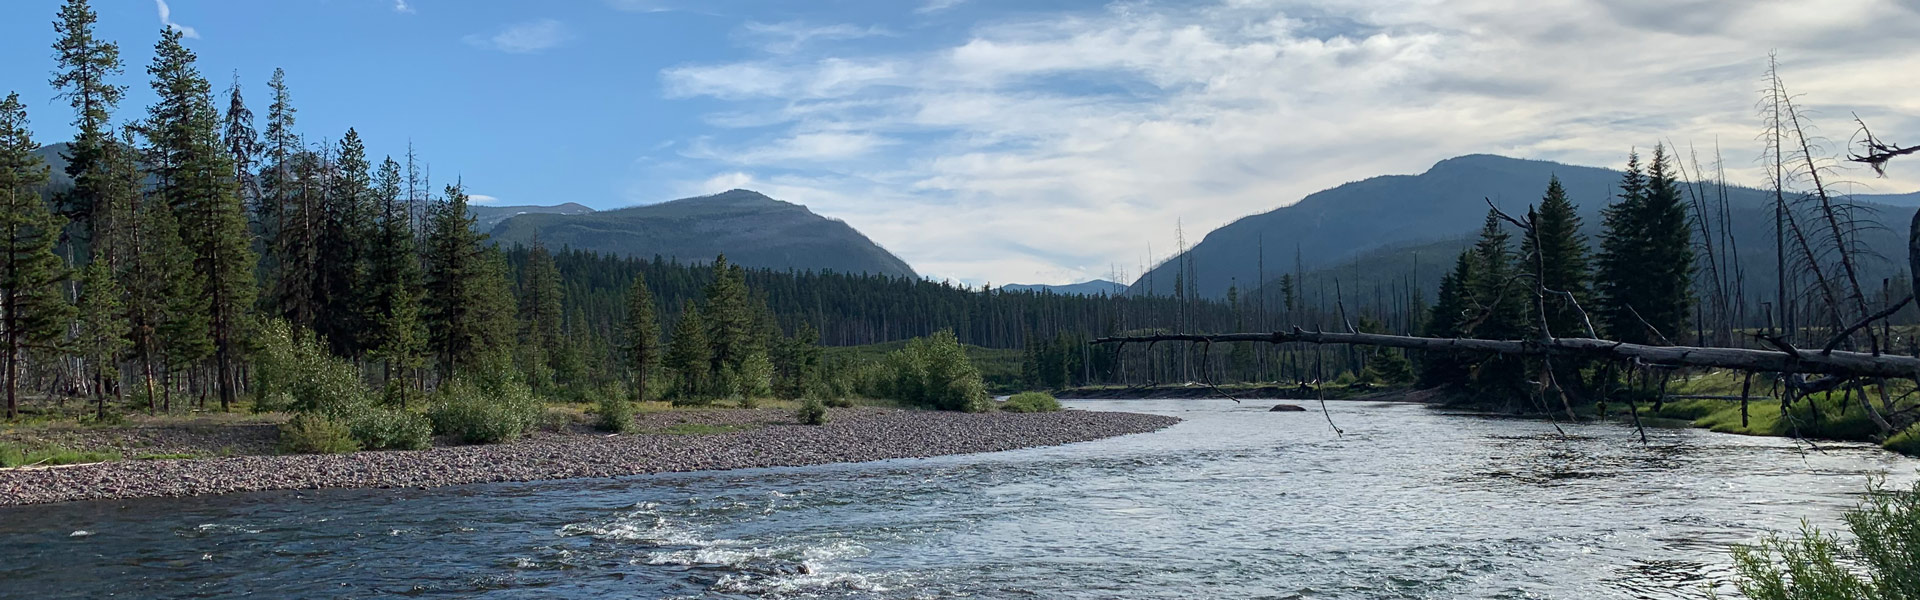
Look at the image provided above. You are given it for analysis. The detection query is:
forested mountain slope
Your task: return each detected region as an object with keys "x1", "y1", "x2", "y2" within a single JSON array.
[
  {"x1": 490, "y1": 189, "x2": 917, "y2": 280},
  {"x1": 1133, "y1": 154, "x2": 1917, "y2": 300}
]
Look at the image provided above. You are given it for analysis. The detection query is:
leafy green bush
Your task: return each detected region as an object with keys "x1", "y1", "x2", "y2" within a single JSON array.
[
  {"x1": 429, "y1": 379, "x2": 545, "y2": 444},
  {"x1": 251, "y1": 320, "x2": 370, "y2": 415},
  {"x1": 1001, "y1": 392, "x2": 1062, "y2": 413},
  {"x1": 279, "y1": 413, "x2": 360, "y2": 454},
  {"x1": 348, "y1": 409, "x2": 433, "y2": 451},
  {"x1": 873, "y1": 330, "x2": 990, "y2": 412},
  {"x1": 797, "y1": 395, "x2": 830, "y2": 425},
  {"x1": 593, "y1": 387, "x2": 637, "y2": 433},
  {"x1": 1730, "y1": 479, "x2": 1920, "y2": 599}
]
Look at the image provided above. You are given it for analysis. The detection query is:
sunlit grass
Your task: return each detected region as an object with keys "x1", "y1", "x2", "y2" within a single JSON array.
[{"x1": 0, "y1": 443, "x2": 119, "y2": 468}]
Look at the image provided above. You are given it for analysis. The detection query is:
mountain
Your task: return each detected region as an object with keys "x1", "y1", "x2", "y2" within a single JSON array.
[
  {"x1": 32, "y1": 143, "x2": 73, "y2": 191},
  {"x1": 1001, "y1": 279, "x2": 1128, "y2": 296},
  {"x1": 488, "y1": 189, "x2": 918, "y2": 279},
  {"x1": 470, "y1": 202, "x2": 594, "y2": 229},
  {"x1": 1135, "y1": 154, "x2": 1918, "y2": 300},
  {"x1": 1859, "y1": 191, "x2": 1920, "y2": 207}
]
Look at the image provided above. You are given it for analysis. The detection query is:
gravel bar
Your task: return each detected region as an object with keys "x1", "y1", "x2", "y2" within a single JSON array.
[{"x1": 0, "y1": 408, "x2": 1178, "y2": 507}]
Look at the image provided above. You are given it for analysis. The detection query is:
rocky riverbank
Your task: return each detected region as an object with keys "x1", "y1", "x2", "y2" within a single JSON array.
[{"x1": 0, "y1": 408, "x2": 1179, "y2": 507}]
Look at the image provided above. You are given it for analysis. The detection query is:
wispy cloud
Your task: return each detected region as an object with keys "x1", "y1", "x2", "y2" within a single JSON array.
[
  {"x1": 392, "y1": 0, "x2": 415, "y2": 14},
  {"x1": 741, "y1": 21, "x2": 892, "y2": 54},
  {"x1": 916, "y1": 0, "x2": 967, "y2": 15},
  {"x1": 465, "y1": 19, "x2": 570, "y2": 54},
  {"x1": 468, "y1": 194, "x2": 501, "y2": 205},
  {"x1": 606, "y1": 0, "x2": 673, "y2": 13},
  {"x1": 154, "y1": 0, "x2": 198, "y2": 38},
  {"x1": 654, "y1": 0, "x2": 1920, "y2": 285}
]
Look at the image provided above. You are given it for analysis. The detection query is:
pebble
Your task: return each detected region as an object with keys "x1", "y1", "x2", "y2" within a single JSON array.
[{"x1": 0, "y1": 408, "x2": 1178, "y2": 507}]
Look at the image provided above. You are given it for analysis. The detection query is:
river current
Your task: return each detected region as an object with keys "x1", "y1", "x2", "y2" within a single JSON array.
[{"x1": 3, "y1": 399, "x2": 1916, "y2": 599}]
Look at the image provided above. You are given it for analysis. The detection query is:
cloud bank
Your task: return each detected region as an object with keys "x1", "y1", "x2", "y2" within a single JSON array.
[{"x1": 655, "y1": 0, "x2": 1920, "y2": 286}]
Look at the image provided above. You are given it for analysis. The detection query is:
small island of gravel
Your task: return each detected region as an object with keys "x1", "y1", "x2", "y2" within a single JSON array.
[{"x1": 0, "y1": 407, "x2": 1177, "y2": 507}]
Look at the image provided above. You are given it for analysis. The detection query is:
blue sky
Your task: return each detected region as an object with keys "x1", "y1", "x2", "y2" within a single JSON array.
[{"x1": 3, "y1": 0, "x2": 1918, "y2": 286}]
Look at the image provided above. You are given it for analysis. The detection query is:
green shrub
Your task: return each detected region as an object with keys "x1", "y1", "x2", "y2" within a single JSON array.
[
  {"x1": 874, "y1": 330, "x2": 990, "y2": 412},
  {"x1": 429, "y1": 379, "x2": 544, "y2": 444},
  {"x1": 797, "y1": 396, "x2": 829, "y2": 425},
  {"x1": 593, "y1": 387, "x2": 637, "y2": 433},
  {"x1": 1729, "y1": 479, "x2": 1920, "y2": 599},
  {"x1": 279, "y1": 413, "x2": 360, "y2": 454},
  {"x1": 348, "y1": 409, "x2": 433, "y2": 451},
  {"x1": 1002, "y1": 391, "x2": 1063, "y2": 413},
  {"x1": 825, "y1": 396, "x2": 856, "y2": 408},
  {"x1": 251, "y1": 320, "x2": 370, "y2": 415}
]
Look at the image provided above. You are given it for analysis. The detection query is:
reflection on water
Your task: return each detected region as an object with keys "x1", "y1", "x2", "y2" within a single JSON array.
[{"x1": 1, "y1": 400, "x2": 1914, "y2": 599}]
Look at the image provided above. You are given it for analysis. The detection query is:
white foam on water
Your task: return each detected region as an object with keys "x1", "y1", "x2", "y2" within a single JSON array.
[{"x1": 194, "y1": 523, "x2": 263, "y2": 534}]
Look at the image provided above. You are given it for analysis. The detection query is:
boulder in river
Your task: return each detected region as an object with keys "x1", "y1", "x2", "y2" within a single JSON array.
[{"x1": 1269, "y1": 404, "x2": 1307, "y2": 412}]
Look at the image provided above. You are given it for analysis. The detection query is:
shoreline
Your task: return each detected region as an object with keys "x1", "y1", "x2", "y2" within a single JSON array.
[{"x1": 0, "y1": 408, "x2": 1179, "y2": 507}]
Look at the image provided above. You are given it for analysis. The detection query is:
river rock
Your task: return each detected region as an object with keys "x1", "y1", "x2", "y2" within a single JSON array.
[{"x1": 1269, "y1": 404, "x2": 1307, "y2": 412}]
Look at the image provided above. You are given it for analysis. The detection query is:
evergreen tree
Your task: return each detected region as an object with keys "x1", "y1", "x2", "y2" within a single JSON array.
[
  {"x1": 1522, "y1": 176, "x2": 1592, "y2": 338},
  {"x1": 124, "y1": 194, "x2": 207, "y2": 413},
  {"x1": 702, "y1": 255, "x2": 754, "y2": 383},
  {"x1": 665, "y1": 300, "x2": 710, "y2": 400},
  {"x1": 1596, "y1": 148, "x2": 1693, "y2": 344},
  {"x1": 0, "y1": 94, "x2": 73, "y2": 419},
  {"x1": 365, "y1": 157, "x2": 424, "y2": 382},
  {"x1": 222, "y1": 74, "x2": 258, "y2": 210},
  {"x1": 261, "y1": 69, "x2": 314, "y2": 327},
  {"x1": 624, "y1": 272, "x2": 660, "y2": 401},
  {"x1": 423, "y1": 183, "x2": 515, "y2": 376},
  {"x1": 518, "y1": 241, "x2": 564, "y2": 388},
  {"x1": 1419, "y1": 251, "x2": 1477, "y2": 387},
  {"x1": 143, "y1": 28, "x2": 257, "y2": 410},
  {"x1": 74, "y1": 257, "x2": 128, "y2": 419},
  {"x1": 317, "y1": 128, "x2": 374, "y2": 355},
  {"x1": 50, "y1": 0, "x2": 125, "y2": 260},
  {"x1": 774, "y1": 322, "x2": 822, "y2": 399}
]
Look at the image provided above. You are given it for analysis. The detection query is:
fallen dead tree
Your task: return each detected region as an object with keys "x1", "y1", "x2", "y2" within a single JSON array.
[{"x1": 1090, "y1": 329, "x2": 1920, "y2": 380}]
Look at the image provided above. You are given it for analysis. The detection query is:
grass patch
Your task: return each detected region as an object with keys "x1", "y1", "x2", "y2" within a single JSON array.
[
  {"x1": 1885, "y1": 423, "x2": 1920, "y2": 457},
  {"x1": 0, "y1": 443, "x2": 119, "y2": 468},
  {"x1": 655, "y1": 423, "x2": 753, "y2": 435}
]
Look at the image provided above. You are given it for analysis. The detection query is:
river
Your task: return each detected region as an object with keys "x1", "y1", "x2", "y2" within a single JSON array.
[{"x1": 2, "y1": 399, "x2": 1916, "y2": 599}]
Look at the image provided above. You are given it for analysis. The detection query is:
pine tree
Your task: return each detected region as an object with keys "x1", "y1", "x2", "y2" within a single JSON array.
[
  {"x1": 1638, "y1": 145, "x2": 1695, "y2": 342},
  {"x1": 1522, "y1": 176, "x2": 1592, "y2": 338},
  {"x1": 365, "y1": 157, "x2": 424, "y2": 383},
  {"x1": 50, "y1": 0, "x2": 125, "y2": 260},
  {"x1": 144, "y1": 28, "x2": 257, "y2": 410},
  {"x1": 222, "y1": 74, "x2": 258, "y2": 212},
  {"x1": 624, "y1": 272, "x2": 660, "y2": 401},
  {"x1": 0, "y1": 94, "x2": 73, "y2": 420},
  {"x1": 74, "y1": 257, "x2": 128, "y2": 419},
  {"x1": 1596, "y1": 149, "x2": 1692, "y2": 345},
  {"x1": 665, "y1": 300, "x2": 710, "y2": 401},
  {"x1": 124, "y1": 193, "x2": 207, "y2": 413},
  {"x1": 261, "y1": 69, "x2": 313, "y2": 326},
  {"x1": 1419, "y1": 251, "x2": 1477, "y2": 387},
  {"x1": 316, "y1": 128, "x2": 373, "y2": 356},
  {"x1": 518, "y1": 241, "x2": 564, "y2": 388},
  {"x1": 423, "y1": 183, "x2": 514, "y2": 376},
  {"x1": 702, "y1": 255, "x2": 754, "y2": 385}
]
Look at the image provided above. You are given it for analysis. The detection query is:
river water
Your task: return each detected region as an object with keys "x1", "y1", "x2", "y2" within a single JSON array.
[{"x1": 3, "y1": 400, "x2": 1916, "y2": 599}]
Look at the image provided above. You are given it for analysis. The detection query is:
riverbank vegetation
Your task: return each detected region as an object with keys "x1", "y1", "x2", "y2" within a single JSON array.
[{"x1": 1725, "y1": 479, "x2": 1920, "y2": 599}]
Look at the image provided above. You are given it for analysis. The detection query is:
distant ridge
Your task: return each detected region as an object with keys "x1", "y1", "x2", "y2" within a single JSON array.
[
  {"x1": 470, "y1": 202, "x2": 594, "y2": 229},
  {"x1": 489, "y1": 189, "x2": 917, "y2": 279},
  {"x1": 1132, "y1": 153, "x2": 1919, "y2": 300},
  {"x1": 1002, "y1": 280, "x2": 1128, "y2": 296}
]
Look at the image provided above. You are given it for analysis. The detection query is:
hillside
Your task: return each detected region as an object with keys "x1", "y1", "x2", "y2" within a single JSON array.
[
  {"x1": 1135, "y1": 154, "x2": 1917, "y2": 300},
  {"x1": 1001, "y1": 280, "x2": 1127, "y2": 296},
  {"x1": 489, "y1": 189, "x2": 917, "y2": 279},
  {"x1": 470, "y1": 202, "x2": 594, "y2": 229}
]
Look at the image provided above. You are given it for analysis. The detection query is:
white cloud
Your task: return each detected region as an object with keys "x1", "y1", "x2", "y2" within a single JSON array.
[
  {"x1": 655, "y1": 0, "x2": 1920, "y2": 285},
  {"x1": 393, "y1": 0, "x2": 415, "y2": 14},
  {"x1": 154, "y1": 0, "x2": 199, "y2": 39},
  {"x1": 465, "y1": 19, "x2": 570, "y2": 54},
  {"x1": 917, "y1": 0, "x2": 968, "y2": 15},
  {"x1": 468, "y1": 194, "x2": 501, "y2": 205},
  {"x1": 741, "y1": 21, "x2": 892, "y2": 54}
]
